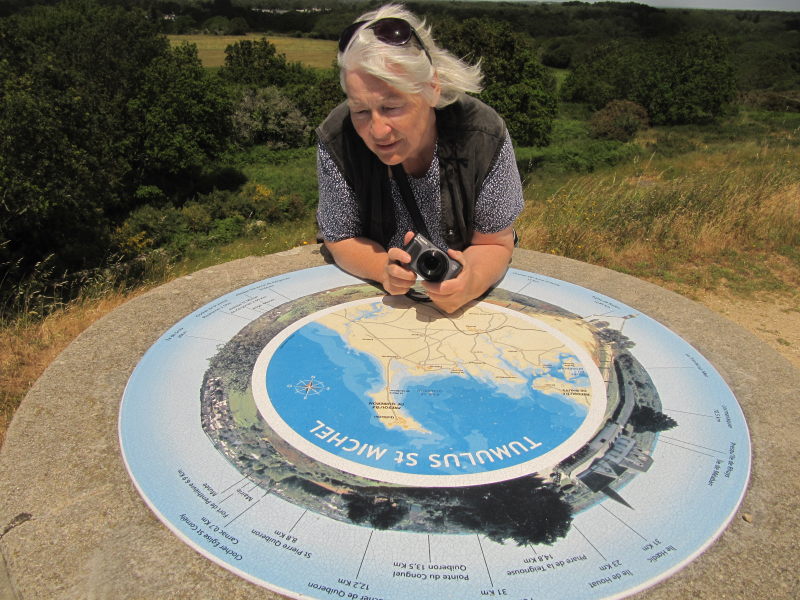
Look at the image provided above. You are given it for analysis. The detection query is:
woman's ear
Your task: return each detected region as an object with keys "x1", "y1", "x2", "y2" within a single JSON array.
[{"x1": 428, "y1": 72, "x2": 441, "y2": 107}]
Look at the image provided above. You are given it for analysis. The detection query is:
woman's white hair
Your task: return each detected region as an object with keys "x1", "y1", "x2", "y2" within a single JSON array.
[{"x1": 338, "y1": 3, "x2": 483, "y2": 108}]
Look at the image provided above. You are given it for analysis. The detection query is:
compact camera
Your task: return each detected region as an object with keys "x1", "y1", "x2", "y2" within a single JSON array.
[{"x1": 403, "y1": 233, "x2": 462, "y2": 282}]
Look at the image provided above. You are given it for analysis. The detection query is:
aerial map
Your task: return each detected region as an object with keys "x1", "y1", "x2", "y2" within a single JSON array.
[{"x1": 119, "y1": 265, "x2": 750, "y2": 599}]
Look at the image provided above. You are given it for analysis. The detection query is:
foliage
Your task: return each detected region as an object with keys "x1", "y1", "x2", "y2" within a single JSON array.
[
  {"x1": 541, "y1": 38, "x2": 579, "y2": 69},
  {"x1": 562, "y1": 33, "x2": 736, "y2": 125},
  {"x1": 203, "y1": 15, "x2": 232, "y2": 35},
  {"x1": 231, "y1": 87, "x2": 311, "y2": 149},
  {"x1": 113, "y1": 182, "x2": 305, "y2": 262},
  {"x1": 219, "y1": 37, "x2": 315, "y2": 88},
  {"x1": 629, "y1": 405, "x2": 678, "y2": 433},
  {"x1": 434, "y1": 18, "x2": 558, "y2": 146},
  {"x1": 733, "y1": 41, "x2": 800, "y2": 92},
  {"x1": 443, "y1": 477, "x2": 572, "y2": 546},
  {"x1": 219, "y1": 36, "x2": 342, "y2": 146},
  {"x1": 284, "y1": 68, "x2": 346, "y2": 135},
  {"x1": 344, "y1": 494, "x2": 409, "y2": 530},
  {"x1": 589, "y1": 100, "x2": 649, "y2": 142},
  {"x1": 129, "y1": 43, "x2": 232, "y2": 195},
  {"x1": 738, "y1": 90, "x2": 800, "y2": 113},
  {"x1": 0, "y1": 0, "x2": 232, "y2": 295},
  {"x1": 342, "y1": 474, "x2": 572, "y2": 545},
  {"x1": 514, "y1": 116, "x2": 640, "y2": 175}
]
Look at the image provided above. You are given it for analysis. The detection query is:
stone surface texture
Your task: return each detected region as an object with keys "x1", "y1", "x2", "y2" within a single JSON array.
[{"x1": 1, "y1": 246, "x2": 798, "y2": 599}]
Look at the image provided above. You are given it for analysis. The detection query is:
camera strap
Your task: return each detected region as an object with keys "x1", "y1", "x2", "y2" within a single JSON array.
[{"x1": 390, "y1": 164, "x2": 431, "y2": 240}]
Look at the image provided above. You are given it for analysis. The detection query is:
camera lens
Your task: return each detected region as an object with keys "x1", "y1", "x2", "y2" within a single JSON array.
[{"x1": 417, "y1": 249, "x2": 448, "y2": 282}]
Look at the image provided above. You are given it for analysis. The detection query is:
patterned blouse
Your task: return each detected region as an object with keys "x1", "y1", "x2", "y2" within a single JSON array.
[{"x1": 316, "y1": 131, "x2": 523, "y2": 251}]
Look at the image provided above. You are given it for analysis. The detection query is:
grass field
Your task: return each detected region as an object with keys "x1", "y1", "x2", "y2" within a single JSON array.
[{"x1": 167, "y1": 34, "x2": 337, "y2": 69}]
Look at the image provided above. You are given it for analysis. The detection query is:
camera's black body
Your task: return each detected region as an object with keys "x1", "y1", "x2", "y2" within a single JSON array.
[{"x1": 403, "y1": 234, "x2": 462, "y2": 282}]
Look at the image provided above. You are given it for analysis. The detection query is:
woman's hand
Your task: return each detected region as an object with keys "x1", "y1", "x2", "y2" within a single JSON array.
[
  {"x1": 324, "y1": 227, "x2": 515, "y2": 313},
  {"x1": 324, "y1": 235, "x2": 417, "y2": 296},
  {"x1": 420, "y1": 248, "x2": 470, "y2": 313},
  {"x1": 384, "y1": 236, "x2": 417, "y2": 295},
  {"x1": 422, "y1": 227, "x2": 515, "y2": 314}
]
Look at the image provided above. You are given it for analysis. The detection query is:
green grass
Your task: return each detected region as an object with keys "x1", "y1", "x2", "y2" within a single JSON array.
[
  {"x1": 167, "y1": 34, "x2": 337, "y2": 69},
  {"x1": 172, "y1": 214, "x2": 318, "y2": 275},
  {"x1": 228, "y1": 146, "x2": 319, "y2": 208}
]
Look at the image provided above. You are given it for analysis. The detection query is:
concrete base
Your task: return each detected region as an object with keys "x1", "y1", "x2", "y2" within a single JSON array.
[{"x1": 1, "y1": 246, "x2": 798, "y2": 599}]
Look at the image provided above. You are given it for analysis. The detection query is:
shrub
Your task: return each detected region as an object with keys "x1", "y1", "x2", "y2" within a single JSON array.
[
  {"x1": 231, "y1": 87, "x2": 310, "y2": 149},
  {"x1": 180, "y1": 203, "x2": 213, "y2": 233},
  {"x1": 115, "y1": 204, "x2": 186, "y2": 255},
  {"x1": 482, "y1": 82, "x2": 558, "y2": 148},
  {"x1": 590, "y1": 100, "x2": 649, "y2": 142}
]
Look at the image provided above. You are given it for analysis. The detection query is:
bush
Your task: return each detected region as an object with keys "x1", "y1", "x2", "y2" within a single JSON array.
[
  {"x1": 231, "y1": 87, "x2": 311, "y2": 149},
  {"x1": 239, "y1": 184, "x2": 306, "y2": 222},
  {"x1": 112, "y1": 179, "x2": 307, "y2": 261},
  {"x1": 589, "y1": 100, "x2": 649, "y2": 142},
  {"x1": 515, "y1": 139, "x2": 639, "y2": 175}
]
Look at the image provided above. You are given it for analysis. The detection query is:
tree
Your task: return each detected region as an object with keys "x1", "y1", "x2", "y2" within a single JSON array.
[
  {"x1": 0, "y1": 0, "x2": 233, "y2": 288},
  {"x1": 344, "y1": 493, "x2": 409, "y2": 530},
  {"x1": 434, "y1": 18, "x2": 558, "y2": 147},
  {"x1": 541, "y1": 38, "x2": 579, "y2": 69},
  {"x1": 128, "y1": 43, "x2": 232, "y2": 196},
  {"x1": 629, "y1": 405, "x2": 678, "y2": 433},
  {"x1": 285, "y1": 68, "x2": 346, "y2": 133},
  {"x1": 219, "y1": 38, "x2": 315, "y2": 88},
  {"x1": 228, "y1": 16, "x2": 249, "y2": 35},
  {"x1": 446, "y1": 476, "x2": 572, "y2": 546},
  {"x1": 562, "y1": 33, "x2": 735, "y2": 125},
  {"x1": 203, "y1": 15, "x2": 229, "y2": 35}
]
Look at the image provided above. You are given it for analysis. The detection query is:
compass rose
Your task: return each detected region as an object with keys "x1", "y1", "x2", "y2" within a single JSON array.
[{"x1": 289, "y1": 376, "x2": 329, "y2": 400}]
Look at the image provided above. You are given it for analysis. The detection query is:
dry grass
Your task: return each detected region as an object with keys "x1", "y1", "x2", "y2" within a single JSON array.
[
  {"x1": 167, "y1": 34, "x2": 337, "y2": 69},
  {"x1": 0, "y1": 291, "x2": 144, "y2": 447},
  {"x1": 0, "y1": 219, "x2": 319, "y2": 448},
  {"x1": 517, "y1": 141, "x2": 800, "y2": 297}
]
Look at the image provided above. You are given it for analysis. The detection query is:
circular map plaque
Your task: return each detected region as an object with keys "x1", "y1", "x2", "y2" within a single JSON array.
[{"x1": 119, "y1": 265, "x2": 750, "y2": 599}]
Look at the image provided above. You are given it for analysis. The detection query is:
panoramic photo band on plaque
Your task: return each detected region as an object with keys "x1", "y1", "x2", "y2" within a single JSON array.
[{"x1": 119, "y1": 264, "x2": 750, "y2": 600}]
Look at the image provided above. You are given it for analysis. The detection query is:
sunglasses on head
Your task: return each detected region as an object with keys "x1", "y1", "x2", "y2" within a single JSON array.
[{"x1": 338, "y1": 17, "x2": 432, "y2": 64}]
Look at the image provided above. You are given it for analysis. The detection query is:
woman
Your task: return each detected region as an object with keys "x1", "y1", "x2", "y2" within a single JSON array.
[{"x1": 316, "y1": 3, "x2": 523, "y2": 313}]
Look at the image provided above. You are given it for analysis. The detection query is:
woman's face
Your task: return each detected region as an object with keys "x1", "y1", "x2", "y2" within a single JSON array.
[{"x1": 344, "y1": 69, "x2": 440, "y2": 175}]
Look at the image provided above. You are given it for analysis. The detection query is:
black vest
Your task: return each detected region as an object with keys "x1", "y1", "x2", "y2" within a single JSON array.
[{"x1": 316, "y1": 95, "x2": 507, "y2": 250}]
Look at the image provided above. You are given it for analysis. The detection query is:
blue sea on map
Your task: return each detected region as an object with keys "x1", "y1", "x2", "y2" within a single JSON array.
[{"x1": 265, "y1": 322, "x2": 588, "y2": 476}]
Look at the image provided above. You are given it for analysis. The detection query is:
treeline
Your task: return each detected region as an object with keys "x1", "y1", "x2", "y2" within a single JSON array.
[
  {"x1": 0, "y1": 0, "x2": 344, "y2": 315},
  {"x1": 2, "y1": 0, "x2": 799, "y2": 318},
  {"x1": 140, "y1": 0, "x2": 799, "y2": 95}
]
